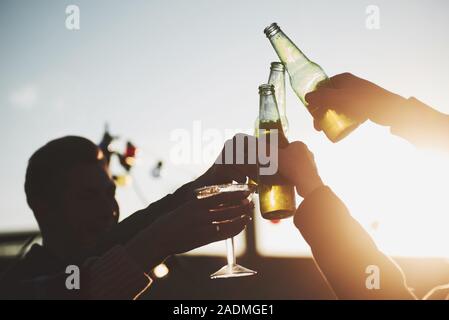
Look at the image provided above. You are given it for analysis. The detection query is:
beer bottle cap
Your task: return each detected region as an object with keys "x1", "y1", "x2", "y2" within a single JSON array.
[
  {"x1": 270, "y1": 62, "x2": 285, "y2": 72},
  {"x1": 258, "y1": 84, "x2": 275, "y2": 95},
  {"x1": 264, "y1": 23, "x2": 281, "y2": 38}
]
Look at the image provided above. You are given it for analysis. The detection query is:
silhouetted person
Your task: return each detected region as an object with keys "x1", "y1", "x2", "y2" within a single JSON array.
[
  {"x1": 0, "y1": 136, "x2": 255, "y2": 299},
  {"x1": 279, "y1": 73, "x2": 449, "y2": 299}
]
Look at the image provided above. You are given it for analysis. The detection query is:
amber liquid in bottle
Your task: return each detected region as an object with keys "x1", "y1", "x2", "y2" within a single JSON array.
[{"x1": 258, "y1": 120, "x2": 296, "y2": 220}]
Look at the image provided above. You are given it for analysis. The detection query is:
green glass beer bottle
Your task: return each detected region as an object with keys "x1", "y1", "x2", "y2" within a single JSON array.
[
  {"x1": 257, "y1": 84, "x2": 296, "y2": 220},
  {"x1": 264, "y1": 23, "x2": 359, "y2": 142},
  {"x1": 254, "y1": 62, "x2": 289, "y2": 137},
  {"x1": 268, "y1": 62, "x2": 289, "y2": 135}
]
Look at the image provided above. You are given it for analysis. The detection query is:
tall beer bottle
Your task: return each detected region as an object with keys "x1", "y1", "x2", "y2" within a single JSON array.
[
  {"x1": 257, "y1": 84, "x2": 296, "y2": 220},
  {"x1": 254, "y1": 62, "x2": 289, "y2": 137},
  {"x1": 268, "y1": 62, "x2": 289, "y2": 135},
  {"x1": 264, "y1": 23, "x2": 360, "y2": 143}
]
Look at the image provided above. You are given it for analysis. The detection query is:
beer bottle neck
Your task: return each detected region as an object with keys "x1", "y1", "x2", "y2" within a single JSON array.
[
  {"x1": 268, "y1": 30, "x2": 310, "y2": 72},
  {"x1": 268, "y1": 69, "x2": 286, "y2": 118},
  {"x1": 259, "y1": 93, "x2": 281, "y2": 123}
]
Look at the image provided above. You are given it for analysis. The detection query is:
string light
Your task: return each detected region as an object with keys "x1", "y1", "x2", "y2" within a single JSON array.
[{"x1": 153, "y1": 263, "x2": 169, "y2": 279}]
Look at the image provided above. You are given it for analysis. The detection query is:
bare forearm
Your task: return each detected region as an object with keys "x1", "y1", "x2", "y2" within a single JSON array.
[
  {"x1": 389, "y1": 97, "x2": 449, "y2": 151},
  {"x1": 295, "y1": 186, "x2": 416, "y2": 299}
]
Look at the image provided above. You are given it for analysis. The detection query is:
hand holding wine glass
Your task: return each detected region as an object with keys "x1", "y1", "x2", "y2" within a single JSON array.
[{"x1": 125, "y1": 189, "x2": 253, "y2": 273}]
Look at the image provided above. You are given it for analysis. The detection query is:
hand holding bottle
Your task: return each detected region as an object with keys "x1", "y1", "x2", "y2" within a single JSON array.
[
  {"x1": 306, "y1": 73, "x2": 407, "y2": 130},
  {"x1": 194, "y1": 134, "x2": 258, "y2": 190},
  {"x1": 278, "y1": 141, "x2": 324, "y2": 198},
  {"x1": 264, "y1": 23, "x2": 359, "y2": 142}
]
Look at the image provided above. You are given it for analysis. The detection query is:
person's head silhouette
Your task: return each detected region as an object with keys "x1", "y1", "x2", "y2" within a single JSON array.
[{"x1": 25, "y1": 136, "x2": 119, "y2": 258}]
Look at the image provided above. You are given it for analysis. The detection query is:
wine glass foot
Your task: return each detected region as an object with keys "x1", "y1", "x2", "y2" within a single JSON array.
[{"x1": 210, "y1": 264, "x2": 257, "y2": 279}]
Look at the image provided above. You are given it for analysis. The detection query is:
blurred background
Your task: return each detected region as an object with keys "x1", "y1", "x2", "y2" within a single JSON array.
[{"x1": 1, "y1": 0, "x2": 449, "y2": 299}]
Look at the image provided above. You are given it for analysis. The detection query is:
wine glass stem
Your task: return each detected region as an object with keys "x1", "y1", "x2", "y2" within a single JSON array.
[{"x1": 225, "y1": 237, "x2": 236, "y2": 267}]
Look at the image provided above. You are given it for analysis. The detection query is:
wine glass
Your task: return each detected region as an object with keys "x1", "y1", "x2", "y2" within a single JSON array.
[{"x1": 194, "y1": 183, "x2": 257, "y2": 279}]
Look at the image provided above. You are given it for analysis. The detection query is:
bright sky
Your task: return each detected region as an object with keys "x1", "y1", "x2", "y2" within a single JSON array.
[{"x1": 1, "y1": 0, "x2": 449, "y2": 257}]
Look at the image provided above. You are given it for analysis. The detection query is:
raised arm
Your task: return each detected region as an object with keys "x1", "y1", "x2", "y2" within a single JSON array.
[
  {"x1": 306, "y1": 73, "x2": 449, "y2": 151},
  {"x1": 278, "y1": 142, "x2": 417, "y2": 299}
]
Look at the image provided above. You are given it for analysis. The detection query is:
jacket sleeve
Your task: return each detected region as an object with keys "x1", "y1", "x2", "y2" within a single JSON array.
[
  {"x1": 83, "y1": 245, "x2": 153, "y2": 300},
  {"x1": 390, "y1": 97, "x2": 449, "y2": 151},
  {"x1": 89, "y1": 180, "x2": 196, "y2": 257},
  {"x1": 0, "y1": 246, "x2": 152, "y2": 300},
  {"x1": 295, "y1": 186, "x2": 417, "y2": 300}
]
